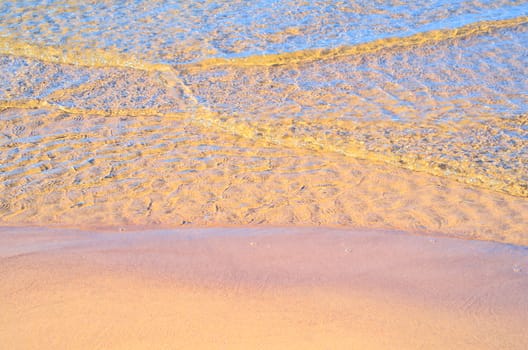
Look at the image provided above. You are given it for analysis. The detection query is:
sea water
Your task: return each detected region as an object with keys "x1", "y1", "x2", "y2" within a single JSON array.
[{"x1": 0, "y1": 1, "x2": 527, "y2": 243}]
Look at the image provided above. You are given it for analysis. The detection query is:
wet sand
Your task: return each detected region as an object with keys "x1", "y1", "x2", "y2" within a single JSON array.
[
  {"x1": 1, "y1": 2, "x2": 527, "y2": 349},
  {"x1": 1, "y1": 226, "x2": 527, "y2": 349},
  {"x1": 2, "y1": 22, "x2": 528, "y2": 246}
]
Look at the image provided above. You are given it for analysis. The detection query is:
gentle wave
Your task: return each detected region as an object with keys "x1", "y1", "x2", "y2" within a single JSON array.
[
  {"x1": 1, "y1": 4, "x2": 527, "y2": 239},
  {"x1": 0, "y1": 16, "x2": 525, "y2": 73},
  {"x1": 180, "y1": 16, "x2": 528, "y2": 70},
  {"x1": 1, "y1": 17, "x2": 527, "y2": 197},
  {"x1": 1, "y1": 0, "x2": 526, "y2": 65},
  {"x1": 0, "y1": 38, "x2": 173, "y2": 72},
  {"x1": 2, "y1": 102, "x2": 526, "y2": 197}
]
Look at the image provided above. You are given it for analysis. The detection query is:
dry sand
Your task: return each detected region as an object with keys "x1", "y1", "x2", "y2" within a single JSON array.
[{"x1": 1, "y1": 226, "x2": 527, "y2": 349}]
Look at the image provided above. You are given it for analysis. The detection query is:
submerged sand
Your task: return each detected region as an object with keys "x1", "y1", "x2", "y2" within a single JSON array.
[
  {"x1": 1, "y1": 226, "x2": 527, "y2": 349},
  {"x1": 2, "y1": 24, "x2": 528, "y2": 247}
]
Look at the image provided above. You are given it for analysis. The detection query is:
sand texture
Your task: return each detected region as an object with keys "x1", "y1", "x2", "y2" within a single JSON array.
[
  {"x1": 1, "y1": 226, "x2": 527, "y2": 349},
  {"x1": 1, "y1": 103, "x2": 527, "y2": 245},
  {"x1": 1, "y1": 3, "x2": 527, "y2": 348},
  {"x1": 1, "y1": 23, "x2": 528, "y2": 246}
]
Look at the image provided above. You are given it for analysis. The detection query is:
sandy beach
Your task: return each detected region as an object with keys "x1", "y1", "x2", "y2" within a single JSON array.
[
  {"x1": 1, "y1": 2, "x2": 528, "y2": 349},
  {"x1": 1, "y1": 226, "x2": 527, "y2": 349}
]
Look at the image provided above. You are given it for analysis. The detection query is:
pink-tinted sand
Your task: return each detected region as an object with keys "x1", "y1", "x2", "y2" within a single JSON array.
[{"x1": 1, "y1": 226, "x2": 527, "y2": 349}]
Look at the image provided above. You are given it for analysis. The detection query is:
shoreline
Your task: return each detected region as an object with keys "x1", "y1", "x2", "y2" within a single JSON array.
[{"x1": 1, "y1": 226, "x2": 527, "y2": 349}]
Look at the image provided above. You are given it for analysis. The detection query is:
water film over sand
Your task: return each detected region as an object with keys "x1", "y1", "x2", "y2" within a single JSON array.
[{"x1": 1, "y1": 12, "x2": 527, "y2": 244}]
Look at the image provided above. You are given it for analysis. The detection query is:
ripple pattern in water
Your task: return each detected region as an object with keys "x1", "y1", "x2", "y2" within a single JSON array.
[{"x1": 0, "y1": 1, "x2": 527, "y2": 244}]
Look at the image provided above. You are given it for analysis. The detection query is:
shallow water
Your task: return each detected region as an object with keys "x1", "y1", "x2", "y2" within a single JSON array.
[{"x1": 0, "y1": 1, "x2": 527, "y2": 243}]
